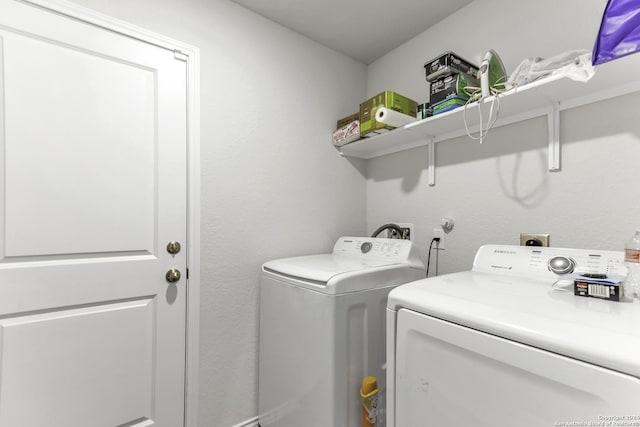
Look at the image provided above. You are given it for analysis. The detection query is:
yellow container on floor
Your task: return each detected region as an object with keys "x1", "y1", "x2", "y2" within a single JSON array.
[{"x1": 360, "y1": 375, "x2": 378, "y2": 427}]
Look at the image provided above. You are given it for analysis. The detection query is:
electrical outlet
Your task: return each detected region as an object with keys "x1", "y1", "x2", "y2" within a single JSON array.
[
  {"x1": 520, "y1": 233, "x2": 550, "y2": 247},
  {"x1": 433, "y1": 228, "x2": 445, "y2": 250},
  {"x1": 388, "y1": 223, "x2": 413, "y2": 240}
]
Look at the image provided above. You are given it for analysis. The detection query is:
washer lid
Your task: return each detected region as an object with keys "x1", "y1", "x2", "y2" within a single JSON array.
[
  {"x1": 263, "y1": 254, "x2": 399, "y2": 284},
  {"x1": 387, "y1": 270, "x2": 640, "y2": 378},
  {"x1": 262, "y1": 236, "x2": 425, "y2": 285}
]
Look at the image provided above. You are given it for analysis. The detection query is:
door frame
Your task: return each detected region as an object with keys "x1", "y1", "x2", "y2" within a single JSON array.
[{"x1": 14, "y1": 0, "x2": 202, "y2": 425}]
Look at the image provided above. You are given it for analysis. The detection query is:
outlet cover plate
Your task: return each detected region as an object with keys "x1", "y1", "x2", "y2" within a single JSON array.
[
  {"x1": 433, "y1": 228, "x2": 445, "y2": 250},
  {"x1": 520, "y1": 233, "x2": 550, "y2": 247}
]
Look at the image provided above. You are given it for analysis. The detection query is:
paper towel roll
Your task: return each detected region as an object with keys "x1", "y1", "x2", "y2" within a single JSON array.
[{"x1": 375, "y1": 107, "x2": 417, "y2": 128}]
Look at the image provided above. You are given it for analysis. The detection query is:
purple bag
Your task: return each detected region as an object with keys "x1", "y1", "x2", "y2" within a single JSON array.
[{"x1": 593, "y1": 0, "x2": 640, "y2": 64}]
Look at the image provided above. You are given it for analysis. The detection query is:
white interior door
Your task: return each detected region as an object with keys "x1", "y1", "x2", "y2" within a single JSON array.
[{"x1": 0, "y1": 1, "x2": 188, "y2": 426}]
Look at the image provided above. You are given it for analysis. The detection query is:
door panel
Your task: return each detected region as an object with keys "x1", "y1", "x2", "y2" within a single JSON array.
[
  {"x1": 0, "y1": 299, "x2": 155, "y2": 427},
  {"x1": 0, "y1": 1, "x2": 188, "y2": 426},
  {"x1": 2, "y1": 32, "x2": 156, "y2": 257}
]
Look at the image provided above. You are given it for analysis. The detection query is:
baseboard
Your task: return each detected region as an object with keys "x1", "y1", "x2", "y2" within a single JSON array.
[{"x1": 231, "y1": 416, "x2": 259, "y2": 427}]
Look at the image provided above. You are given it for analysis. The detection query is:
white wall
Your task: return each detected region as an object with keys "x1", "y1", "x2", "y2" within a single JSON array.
[
  {"x1": 68, "y1": 0, "x2": 367, "y2": 425},
  {"x1": 366, "y1": 0, "x2": 640, "y2": 273}
]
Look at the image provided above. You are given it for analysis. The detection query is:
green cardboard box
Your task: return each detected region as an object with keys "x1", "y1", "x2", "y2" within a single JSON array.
[{"x1": 359, "y1": 91, "x2": 418, "y2": 136}]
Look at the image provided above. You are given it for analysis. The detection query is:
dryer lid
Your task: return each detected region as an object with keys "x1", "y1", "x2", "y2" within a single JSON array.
[{"x1": 387, "y1": 244, "x2": 640, "y2": 378}]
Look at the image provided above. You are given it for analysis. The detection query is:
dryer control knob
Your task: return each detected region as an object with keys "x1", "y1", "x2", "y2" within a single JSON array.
[
  {"x1": 361, "y1": 242, "x2": 372, "y2": 254},
  {"x1": 547, "y1": 256, "x2": 576, "y2": 275}
]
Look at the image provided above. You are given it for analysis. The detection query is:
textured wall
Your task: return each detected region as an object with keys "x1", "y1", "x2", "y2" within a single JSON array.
[
  {"x1": 366, "y1": 0, "x2": 640, "y2": 272},
  {"x1": 68, "y1": 0, "x2": 367, "y2": 425}
]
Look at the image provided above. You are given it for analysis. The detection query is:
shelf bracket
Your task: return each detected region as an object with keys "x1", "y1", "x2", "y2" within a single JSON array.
[
  {"x1": 547, "y1": 102, "x2": 560, "y2": 171},
  {"x1": 428, "y1": 137, "x2": 436, "y2": 186}
]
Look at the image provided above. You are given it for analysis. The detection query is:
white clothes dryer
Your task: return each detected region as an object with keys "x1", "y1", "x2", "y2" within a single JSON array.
[
  {"x1": 259, "y1": 236, "x2": 425, "y2": 427},
  {"x1": 387, "y1": 244, "x2": 640, "y2": 427}
]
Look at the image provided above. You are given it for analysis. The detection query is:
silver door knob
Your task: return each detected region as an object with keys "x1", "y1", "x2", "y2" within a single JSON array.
[
  {"x1": 166, "y1": 269, "x2": 181, "y2": 283},
  {"x1": 167, "y1": 241, "x2": 182, "y2": 254}
]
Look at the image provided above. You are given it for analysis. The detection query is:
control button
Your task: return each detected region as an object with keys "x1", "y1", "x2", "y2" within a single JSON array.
[
  {"x1": 547, "y1": 256, "x2": 576, "y2": 275},
  {"x1": 361, "y1": 242, "x2": 372, "y2": 254}
]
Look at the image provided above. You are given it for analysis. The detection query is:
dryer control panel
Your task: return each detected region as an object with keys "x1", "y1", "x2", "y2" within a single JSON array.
[{"x1": 472, "y1": 244, "x2": 626, "y2": 279}]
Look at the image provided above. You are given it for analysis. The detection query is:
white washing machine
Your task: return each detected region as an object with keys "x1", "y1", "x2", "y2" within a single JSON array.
[
  {"x1": 386, "y1": 244, "x2": 640, "y2": 427},
  {"x1": 259, "y1": 236, "x2": 425, "y2": 427}
]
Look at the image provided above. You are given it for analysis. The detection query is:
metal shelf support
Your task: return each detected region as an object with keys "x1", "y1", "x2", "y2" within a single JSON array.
[
  {"x1": 428, "y1": 137, "x2": 436, "y2": 187},
  {"x1": 547, "y1": 102, "x2": 561, "y2": 171}
]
